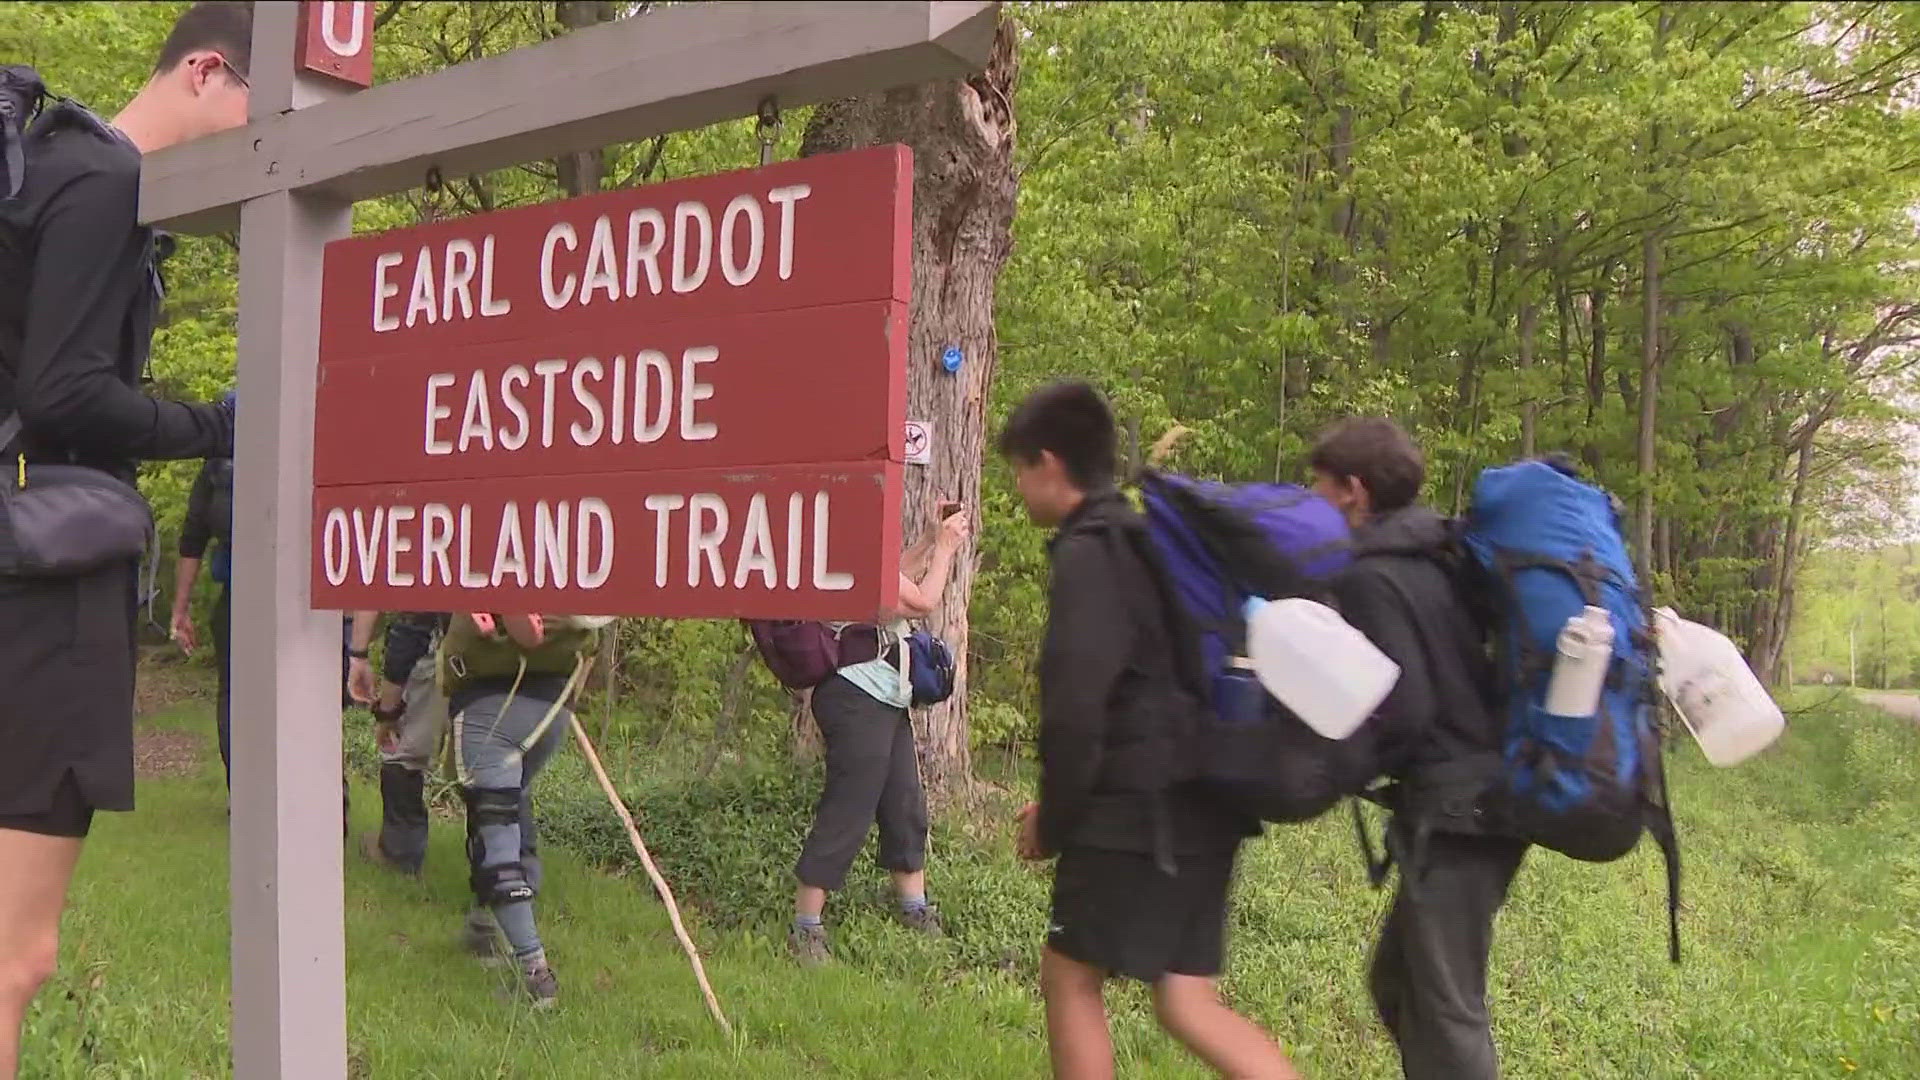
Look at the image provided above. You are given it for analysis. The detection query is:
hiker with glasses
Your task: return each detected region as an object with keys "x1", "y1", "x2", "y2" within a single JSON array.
[
  {"x1": 0, "y1": 5, "x2": 250, "y2": 1071},
  {"x1": 787, "y1": 499, "x2": 969, "y2": 965}
]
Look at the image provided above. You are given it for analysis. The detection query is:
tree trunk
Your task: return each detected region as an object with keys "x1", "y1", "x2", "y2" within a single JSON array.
[
  {"x1": 1518, "y1": 301, "x2": 1538, "y2": 457},
  {"x1": 553, "y1": 1, "x2": 617, "y2": 198},
  {"x1": 1635, "y1": 228, "x2": 1661, "y2": 564},
  {"x1": 799, "y1": 15, "x2": 1018, "y2": 799},
  {"x1": 552, "y1": 0, "x2": 620, "y2": 693}
]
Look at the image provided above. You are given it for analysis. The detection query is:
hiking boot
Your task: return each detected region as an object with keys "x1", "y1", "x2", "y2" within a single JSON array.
[
  {"x1": 788, "y1": 922, "x2": 831, "y2": 967},
  {"x1": 520, "y1": 962, "x2": 559, "y2": 1009},
  {"x1": 461, "y1": 909, "x2": 506, "y2": 968},
  {"x1": 359, "y1": 833, "x2": 421, "y2": 877},
  {"x1": 898, "y1": 904, "x2": 945, "y2": 938}
]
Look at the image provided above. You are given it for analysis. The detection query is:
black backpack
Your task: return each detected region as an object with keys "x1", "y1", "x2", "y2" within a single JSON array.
[{"x1": 0, "y1": 66, "x2": 48, "y2": 200}]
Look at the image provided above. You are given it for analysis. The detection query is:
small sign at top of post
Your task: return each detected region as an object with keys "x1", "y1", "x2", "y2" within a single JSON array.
[{"x1": 296, "y1": 0, "x2": 375, "y2": 88}]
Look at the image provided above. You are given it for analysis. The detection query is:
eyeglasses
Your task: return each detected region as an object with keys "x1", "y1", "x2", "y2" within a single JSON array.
[{"x1": 214, "y1": 54, "x2": 250, "y2": 91}]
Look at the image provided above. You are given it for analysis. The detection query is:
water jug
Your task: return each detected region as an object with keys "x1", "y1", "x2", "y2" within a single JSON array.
[
  {"x1": 1543, "y1": 606, "x2": 1615, "y2": 718},
  {"x1": 1654, "y1": 607, "x2": 1785, "y2": 767},
  {"x1": 1243, "y1": 597, "x2": 1399, "y2": 741}
]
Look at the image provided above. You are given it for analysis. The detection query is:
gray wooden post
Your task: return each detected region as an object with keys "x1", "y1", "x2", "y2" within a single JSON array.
[{"x1": 226, "y1": 6, "x2": 355, "y2": 1077}]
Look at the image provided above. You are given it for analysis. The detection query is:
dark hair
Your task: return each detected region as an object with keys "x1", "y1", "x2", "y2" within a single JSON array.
[
  {"x1": 997, "y1": 381, "x2": 1117, "y2": 490},
  {"x1": 1309, "y1": 417, "x2": 1425, "y2": 513},
  {"x1": 154, "y1": 2, "x2": 255, "y2": 79}
]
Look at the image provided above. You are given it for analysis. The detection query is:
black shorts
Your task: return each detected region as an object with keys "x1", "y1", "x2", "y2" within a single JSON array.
[
  {"x1": 0, "y1": 769, "x2": 95, "y2": 839},
  {"x1": 1047, "y1": 845, "x2": 1237, "y2": 982}
]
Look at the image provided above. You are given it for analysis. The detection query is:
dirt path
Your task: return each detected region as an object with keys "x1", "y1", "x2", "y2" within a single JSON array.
[{"x1": 1854, "y1": 690, "x2": 1920, "y2": 723}]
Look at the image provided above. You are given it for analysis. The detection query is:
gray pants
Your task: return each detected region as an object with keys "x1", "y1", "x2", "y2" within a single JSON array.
[
  {"x1": 375, "y1": 657, "x2": 449, "y2": 872},
  {"x1": 456, "y1": 686, "x2": 572, "y2": 944},
  {"x1": 1370, "y1": 828, "x2": 1529, "y2": 1080},
  {"x1": 793, "y1": 675, "x2": 929, "y2": 891}
]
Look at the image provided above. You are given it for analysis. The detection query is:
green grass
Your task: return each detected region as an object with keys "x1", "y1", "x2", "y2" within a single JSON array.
[{"x1": 21, "y1": 688, "x2": 1920, "y2": 1077}]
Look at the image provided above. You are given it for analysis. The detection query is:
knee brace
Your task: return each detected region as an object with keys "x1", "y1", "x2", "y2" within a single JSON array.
[{"x1": 462, "y1": 786, "x2": 534, "y2": 906}]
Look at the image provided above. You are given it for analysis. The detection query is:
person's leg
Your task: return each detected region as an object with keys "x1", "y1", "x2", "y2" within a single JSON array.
[
  {"x1": 1040, "y1": 947, "x2": 1114, "y2": 1080},
  {"x1": 459, "y1": 694, "x2": 560, "y2": 1004},
  {"x1": 1149, "y1": 849, "x2": 1298, "y2": 1079},
  {"x1": 212, "y1": 587, "x2": 233, "y2": 793},
  {"x1": 1152, "y1": 976, "x2": 1298, "y2": 1079},
  {"x1": 0, "y1": 782, "x2": 91, "y2": 1079},
  {"x1": 873, "y1": 709, "x2": 935, "y2": 930},
  {"x1": 1372, "y1": 830, "x2": 1528, "y2": 1080},
  {"x1": 790, "y1": 679, "x2": 895, "y2": 960},
  {"x1": 375, "y1": 656, "x2": 443, "y2": 873}
]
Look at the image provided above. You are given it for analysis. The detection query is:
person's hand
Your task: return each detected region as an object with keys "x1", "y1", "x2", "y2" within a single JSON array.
[
  {"x1": 1014, "y1": 801, "x2": 1047, "y2": 862},
  {"x1": 346, "y1": 656, "x2": 377, "y2": 704},
  {"x1": 373, "y1": 720, "x2": 399, "y2": 753},
  {"x1": 170, "y1": 610, "x2": 197, "y2": 656},
  {"x1": 938, "y1": 508, "x2": 970, "y2": 548}
]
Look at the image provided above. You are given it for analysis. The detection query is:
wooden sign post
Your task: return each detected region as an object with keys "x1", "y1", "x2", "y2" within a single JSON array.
[{"x1": 138, "y1": 2, "x2": 997, "y2": 1076}]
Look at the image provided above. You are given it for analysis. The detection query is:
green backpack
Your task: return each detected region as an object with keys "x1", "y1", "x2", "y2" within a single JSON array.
[{"x1": 436, "y1": 613, "x2": 612, "y2": 700}]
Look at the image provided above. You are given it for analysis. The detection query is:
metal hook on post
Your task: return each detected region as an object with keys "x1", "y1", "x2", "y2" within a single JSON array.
[{"x1": 756, "y1": 96, "x2": 781, "y2": 168}]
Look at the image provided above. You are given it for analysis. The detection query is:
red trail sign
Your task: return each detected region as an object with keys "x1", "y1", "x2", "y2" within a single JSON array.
[{"x1": 311, "y1": 145, "x2": 911, "y2": 619}]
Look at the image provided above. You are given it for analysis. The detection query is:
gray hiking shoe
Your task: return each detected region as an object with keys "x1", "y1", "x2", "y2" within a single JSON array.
[
  {"x1": 461, "y1": 909, "x2": 506, "y2": 967},
  {"x1": 520, "y1": 962, "x2": 560, "y2": 1009},
  {"x1": 898, "y1": 904, "x2": 945, "y2": 938},
  {"x1": 788, "y1": 922, "x2": 831, "y2": 967}
]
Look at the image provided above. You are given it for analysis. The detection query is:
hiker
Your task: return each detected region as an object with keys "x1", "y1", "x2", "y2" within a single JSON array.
[
  {"x1": 787, "y1": 499, "x2": 969, "y2": 965},
  {"x1": 169, "y1": 393, "x2": 237, "y2": 785},
  {"x1": 173, "y1": 402, "x2": 357, "y2": 825},
  {"x1": 347, "y1": 610, "x2": 452, "y2": 876},
  {"x1": 1000, "y1": 382, "x2": 1299, "y2": 1080},
  {"x1": 0, "y1": 4, "x2": 248, "y2": 1073},
  {"x1": 439, "y1": 612, "x2": 606, "y2": 1007},
  {"x1": 1309, "y1": 418, "x2": 1527, "y2": 1080}
]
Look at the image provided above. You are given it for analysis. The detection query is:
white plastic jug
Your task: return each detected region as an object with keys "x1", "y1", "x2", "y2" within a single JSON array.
[
  {"x1": 1654, "y1": 607, "x2": 1785, "y2": 768},
  {"x1": 1244, "y1": 597, "x2": 1401, "y2": 741},
  {"x1": 1543, "y1": 606, "x2": 1615, "y2": 718}
]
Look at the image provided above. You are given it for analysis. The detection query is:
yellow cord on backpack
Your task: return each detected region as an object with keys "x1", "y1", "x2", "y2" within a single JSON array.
[{"x1": 15, "y1": 457, "x2": 24, "y2": 489}]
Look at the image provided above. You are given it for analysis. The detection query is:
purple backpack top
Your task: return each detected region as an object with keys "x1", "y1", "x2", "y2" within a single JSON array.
[
  {"x1": 1140, "y1": 472, "x2": 1354, "y2": 676},
  {"x1": 744, "y1": 620, "x2": 882, "y2": 691}
]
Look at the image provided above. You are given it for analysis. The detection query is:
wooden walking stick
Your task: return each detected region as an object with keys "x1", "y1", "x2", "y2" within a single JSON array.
[{"x1": 570, "y1": 721, "x2": 734, "y2": 1037}]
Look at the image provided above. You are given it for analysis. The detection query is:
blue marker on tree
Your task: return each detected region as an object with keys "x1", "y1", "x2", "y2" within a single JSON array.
[{"x1": 941, "y1": 345, "x2": 963, "y2": 374}]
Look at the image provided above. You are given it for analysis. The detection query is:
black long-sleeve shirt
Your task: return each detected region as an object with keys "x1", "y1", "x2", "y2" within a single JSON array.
[
  {"x1": 1329, "y1": 506, "x2": 1503, "y2": 827},
  {"x1": 0, "y1": 105, "x2": 232, "y2": 479},
  {"x1": 382, "y1": 612, "x2": 449, "y2": 685},
  {"x1": 1035, "y1": 491, "x2": 1256, "y2": 858},
  {"x1": 178, "y1": 457, "x2": 233, "y2": 560}
]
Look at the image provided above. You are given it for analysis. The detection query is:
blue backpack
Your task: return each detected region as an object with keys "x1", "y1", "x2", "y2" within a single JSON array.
[
  {"x1": 1460, "y1": 458, "x2": 1680, "y2": 960},
  {"x1": 1135, "y1": 471, "x2": 1376, "y2": 824}
]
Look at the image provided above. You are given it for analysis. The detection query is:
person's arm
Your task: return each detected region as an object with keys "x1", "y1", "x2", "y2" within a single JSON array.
[
  {"x1": 17, "y1": 162, "x2": 233, "y2": 461},
  {"x1": 169, "y1": 461, "x2": 216, "y2": 651},
  {"x1": 346, "y1": 611, "x2": 382, "y2": 706},
  {"x1": 890, "y1": 513, "x2": 969, "y2": 620},
  {"x1": 1330, "y1": 566, "x2": 1436, "y2": 743},
  {"x1": 1034, "y1": 533, "x2": 1134, "y2": 857}
]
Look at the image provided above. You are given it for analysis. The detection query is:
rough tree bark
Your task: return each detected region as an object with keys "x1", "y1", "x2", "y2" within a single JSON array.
[{"x1": 799, "y1": 15, "x2": 1018, "y2": 799}]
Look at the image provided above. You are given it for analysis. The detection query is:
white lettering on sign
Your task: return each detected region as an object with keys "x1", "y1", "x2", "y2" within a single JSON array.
[
  {"x1": 321, "y1": 497, "x2": 617, "y2": 591},
  {"x1": 319, "y1": 490, "x2": 849, "y2": 595},
  {"x1": 366, "y1": 185, "x2": 819, "y2": 333},
  {"x1": 419, "y1": 347, "x2": 720, "y2": 457},
  {"x1": 319, "y1": 0, "x2": 369, "y2": 57}
]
